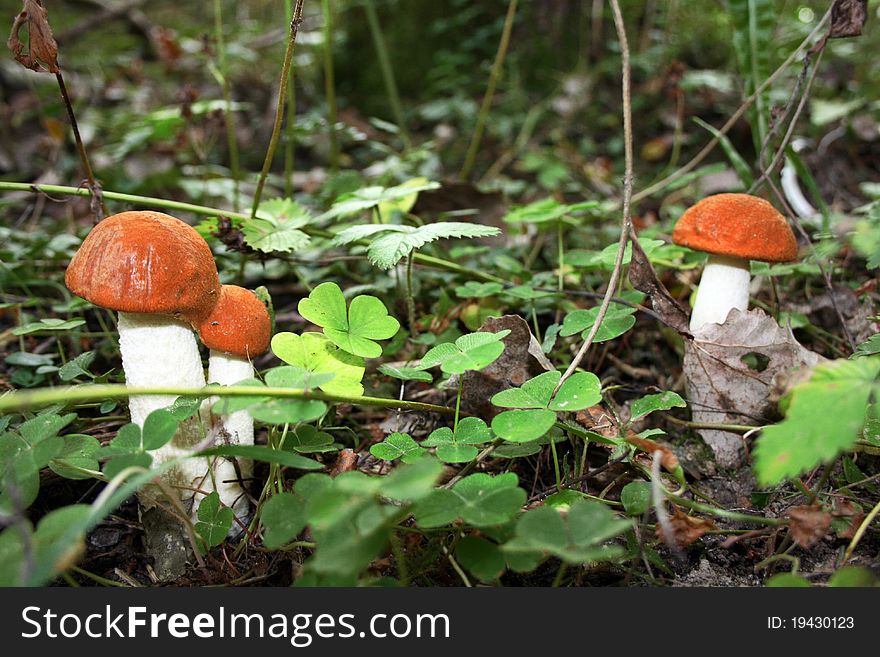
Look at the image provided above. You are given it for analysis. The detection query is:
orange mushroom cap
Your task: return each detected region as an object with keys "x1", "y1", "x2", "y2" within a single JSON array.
[
  {"x1": 672, "y1": 193, "x2": 797, "y2": 263},
  {"x1": 195, "y1": 285, "x2": 271, "y2": 358},
  {"x1": 65, "y1": 211, "x2": 221, "y2": 322}
]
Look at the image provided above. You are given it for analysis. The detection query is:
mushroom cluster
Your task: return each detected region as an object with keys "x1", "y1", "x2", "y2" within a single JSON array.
[{"x1": 65, "y1": 211, "x2": 270, "y2": 521}]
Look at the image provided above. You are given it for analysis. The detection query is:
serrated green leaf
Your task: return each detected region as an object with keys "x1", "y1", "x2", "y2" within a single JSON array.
[
  {"x1": 753, "y1": 358, "x2": 880, "y2": 485},
  {"x1": 321, "y1": 180, "x2": 441, "y2": 222},
  {"x1": 242, "y1": 199, "x2": 311, "y2": 253}
]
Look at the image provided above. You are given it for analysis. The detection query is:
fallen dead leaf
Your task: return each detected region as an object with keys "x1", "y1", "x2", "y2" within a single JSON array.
[
  {"x1": 459, "y1": 315, "x2": 553, "y2": 419},
  {"x1": 8, "y1": 0, "x2": 59, "y2": 74},
  {"x1": 329, "y1": 448, "x2": 358, "y2": 477},
  {"x1": 831, "y1": 499, "x2": 865, "y2": 540},
  {"x1": 682, "y1": 308, "x2": 823, "y2": 467},
  {"x1": 657, "y1": 506, "x2": 717, "y2": 548},
  {"x1": 628, "y1": 235, "x2": 691, "y2": 335},
  {"x1": 788, "y1": 505, "x2": 832, "y2": 548},
  {"x1": 829, "y1": 0, "x2": 868, "y2": 39},
  {"x1": 627, "y1": 435, "x2": 680, "y2": 471}
]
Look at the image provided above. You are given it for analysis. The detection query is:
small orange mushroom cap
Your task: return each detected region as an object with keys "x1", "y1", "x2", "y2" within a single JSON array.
[
  {"x1": 65, "y1": 211, "x2": 221, "y2": 322},
  {"x1": 672, "y1": 194, "x2": 797, "y2": 263},
  {"x1": 195, "y1": 285, "x2": 271, "y2": 358}
]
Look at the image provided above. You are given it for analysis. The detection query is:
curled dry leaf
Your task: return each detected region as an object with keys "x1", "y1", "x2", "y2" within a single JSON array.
[
  {"x1": 627, "y1": 435, "x2": 680, "y2": 472},
  {"x1": 788, "y1": 505, "x2": 832, "y2": 548},
  {"x1": 656, "y1": 506, "x2": 716, "y2": 548},
  {"x1": 329, "y1": 448, "x2": 358, "y2": 477},
  {"x1": 459, "y1": 315, "x2": 553, "y2": 419},
  {"x1": 682, "y1": 308, "x2": 824, "y2": 468},
  {"x1": 831, "y1": 499, "x2": 865, "y2": 540},
  {"x1": 7, "y1": 0, "x2": 60, "y2": 74},
  {"x1": 829, "y1": 0, "x2": 868, "y2": 39},
  {"x1": 627, "y1": 234, "x2": 690, "y2": 335},
  {"x1": 575, "y1": 405, "x2": 620, "y2": 441}
]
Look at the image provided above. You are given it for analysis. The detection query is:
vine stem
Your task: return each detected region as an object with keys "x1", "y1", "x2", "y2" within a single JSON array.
[
  {"x1": 556, "y1": 0, "x2": 632, "y2": 390},
  {"x1": 0, "y1": 182, "x2": 503, "y2": 284},
  {"x1": 459, "y1": 0, "x2": 518, "y2": 180},
  {"x1": 250, "y1": 0, "x2": 306, "y2": 219},
  {"x1": 0, "y1": 384, "x2": 454, "y2": 416}
]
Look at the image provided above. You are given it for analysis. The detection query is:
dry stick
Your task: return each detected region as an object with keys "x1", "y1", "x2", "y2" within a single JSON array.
[
  {"x1": 459, "y1": 0, "x2": 518, "y2": 180},
  {"x1": 630, "y1": 10, "x2": 831, "y2": 205},
  {"x1": 55, "y1": 72, "x2": 106, "y2": 221},
  {"x1": 556, "y1": 0, "x2": 633, "y2": 390},
  {"x1": 250, "y1": 0, "x2": 306, "y2": 220}
]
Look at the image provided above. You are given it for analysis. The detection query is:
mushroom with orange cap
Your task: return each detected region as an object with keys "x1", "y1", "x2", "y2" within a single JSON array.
[
  {"x1": 192, "y1": 284, "x2": 271, "y2": 517},
  {"x1": 65, "y1": 210, "x2": 221, "y2": 506},
  {"x1": 672, "y1": 193, "x2": 798, "y2": 333}
]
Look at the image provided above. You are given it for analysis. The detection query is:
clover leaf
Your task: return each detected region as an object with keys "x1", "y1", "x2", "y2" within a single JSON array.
[
  {"x1": 195, "y1": 491, "x2": 234, "y2": 553},
  {"x1": 370, "y1": 433, "x2": 427, "y2": 464},
  {"x1": 260, "y1": 492, "x2": 308, "y2": 549},
  {"x1": 559, "y1": 303, "x2": 637, "y2": 343},
  {"x1": 413, "y1": 472, "x2": 526, "y2": 528},
  {"x1": 422, "y1": 418, "x2": 492, "y2": 463},
  {"x1": 503, "y1": 499, "x2": 630, "y2": 564},
  {"x1": 629, "y1": 391, "x2": 686, "y2": 422},
  {"x1": 271, "y1": 331, "x2": 366, "y2": 396},
  {"x1": 418, "y1": 330, "x2": 510, "y2": 375},
  {"x1": 298, "y1": 282, "x2": 399, "y2": 358}
]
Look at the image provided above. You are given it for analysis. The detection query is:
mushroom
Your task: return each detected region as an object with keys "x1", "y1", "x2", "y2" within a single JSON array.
[
  {"x1": 193, "y1": 284, "x2": 271, "y2": 518},
  {"x1": 65, "y1": 211, "x2": 221, "y2": 504},
  {"x1": 672, "y1": 193, "x2": 798, "y2": 333}
]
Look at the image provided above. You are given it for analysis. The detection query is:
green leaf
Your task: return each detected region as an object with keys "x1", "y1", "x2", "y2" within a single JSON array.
[
  {"x1": 377, "y1": 364, "x2": 433, "y2": 382},
  {"x1": 503, "y1": 499, "x2": 629, "y2": 564},
  {"x1": 376, "y1": 177, "x2": 431, "y2": 221},
  {"x1": 620, "y1": 481, "x2": 652, "y2": 516},
  {"x1": 58, "y1": 351, "x2": 96, "y2": 381},
  {"x1": 692, "y1": 117, "x2": 753, "y2": 188},
  {"x1": 260, "y1": 492, "x2": 307, "y2": 549},
  {"x1": 827, "y1": 567, "x2": 879, "y2": 587},
  {"x1": 141, "y1": 409, "x2": 179, "y2": 451},
  {"x1": 491, "y1": 409, "x2": 557, "y2": 443},
  {"x1": 380, "y1": 457, "x2": 443, "y2": 502},
  {"x1": 248, "y1": 398, "x2": 327, "y2": 425},
  {"x1": 369, "y1": 433, "x2": 427, "y2": 464},
  {"x1": 271, "y1": 332, "x2": 366, "y2": 396},
  {"x1": 765, "y1": 573, "x2": 811, "y2": 588},
  {"x1": 298, "y1": 283, "x2": 399, "y2": 358},
  {"x1": 282, "y1": 425, "x2": 336, "y2": 454},
  {"x1": 753, "y1": 358, "x2": 880, "y2": 485},
  {"x1": 549, "y1": 372, "x2": 603, "y2": 412},
  {"x1": 13, "y1": 318, "x2": 86, "y2": 336},
  {"x1": 729, "y1": 0, "x2": 774, "y2": 151},
  {"x1": 264, "y1": 366, "x2": 335, "y2": 390},
  {"x1": 321, "y1": 180, "x2": 441, "y2": 221},
  {"x1": 198, "y1": 445, "x2": 323, "y2": 470},
  {"x1": 242, "y1": 198, "x2": 311, "y2": 253},
  {"x1": 559, "y1": 303, "x2": 636, "y2": 343},
  {"x1": 455, "y1": 281, "x2": 504, "y2": 298},
  {"x1": 419, "y1": 330, "x2": 510, "y2": 374},
  {"x1": 414, "y1": 473, "x2": 525, "y2": 528},
  {"x1": 630, "y1": 391, "x2": 687, "y2": 422},
  {"x1": 456, "y1": 536, "x2": 506, "y2": 581},
  {"x1": 49, "y1": 435, "x2": 101, "y2": 480},
  {"x1": 502, "y1": 198, "x2": 596, "y2": 224},
  {"x1": 854, "y1": 333, "x2": 880, "y2": 358},
  {"x1": 102, "y1": 452, "x2": 152, "y2": 481},
  {"x1": 333, "y1": 222, "x2": 501, "y2": 269},
  {"x1": 492, "y1": 371, "x2": 560, "y2": 409},
  {"x1": 436, "y1": 444, "x2": 479, "y2": 463},
  {"x1": 195, "y1": 492, "x2": 234, "y2": 552}
]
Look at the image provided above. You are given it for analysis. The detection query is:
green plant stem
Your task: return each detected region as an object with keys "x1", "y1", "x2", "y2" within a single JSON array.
[
  {"x1": 667, "y1": 494, "x2": 785, "y2": 527},
  {"x1": 551, "y1": 562, "x2": 568, "y2": 587},
  {"x1": 70, "y1": 566, "x2": 129, "y2": 587},
  {"x1": 363, "y1": 0, "x2": 410, "y2": 149},
  {"x1": 213, "y1": 0, "x2": 241, "y2": 212},
  {"x1": 556, "y1": 221, "x2": 565, "y2": 294},
  {"x1": 389, "y1": 532, "x2": 410, "y2": 586},
  {"x1": 0, "y1": 384, "x2": 455, "y2": 416},
  {"x1": 453, "y1": 377, "x2": 463, "y2": 433},
  {"x1": 549, "y1": 437, "x2": 562, "y2": 491},
  {"x1": 406, "y1": 252, "x2": 418, "y2": 337},
  {"x1": 0, "y1": 182, "x2": 504, "y2": 284},
  {"x1": 251, "y1": 0, "x2": 306, "y2": 219},
  {"x1": 459, "y1": 0, "x2": 518, "y2": 180},
  {"x1": 55, "y1": 72, "x2": 107, "y2": 219},
  {"x1": 843, "y1": 495, "x2": 880, "y2": 563},
  {"x1": 284, "y1": 0, "x2": 297, "y2": 196},
  {"x1": 321, "y1": 0, "x2": 339, "y2": 171}
]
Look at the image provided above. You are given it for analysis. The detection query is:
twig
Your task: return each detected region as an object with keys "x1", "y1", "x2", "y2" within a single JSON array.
[
  {"x1": 250, "y1": 0, "x2": 306, "y2": 219},
  {"x1": 459, "y1": 0, "x2": 518, "y2": 180},
  {"x1": 556, "y1": 0, "x2": 632, "y2": 389}
]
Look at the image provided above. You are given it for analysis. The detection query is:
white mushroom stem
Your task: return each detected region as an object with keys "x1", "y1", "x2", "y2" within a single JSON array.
[
  {"x1": 689, "y1": 254, "x2": 752, "y2": 333},
  {"x1": 116, "y1": 312, "x2": 208, "y2": 508},
  {"x1": 202, "y1": 350, "x2": 255, "y2": 521}
]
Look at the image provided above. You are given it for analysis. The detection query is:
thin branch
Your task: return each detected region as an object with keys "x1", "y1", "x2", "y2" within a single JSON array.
[
  {"x1": 250, "y1": 0, "x2": 306, "y2": 219},
  {"x1": 557, "y1": 0, "x2": 632, "y2": 388}
]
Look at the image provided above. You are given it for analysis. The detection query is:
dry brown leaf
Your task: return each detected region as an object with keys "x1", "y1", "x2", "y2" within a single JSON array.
[
  {"x1": 657, "y1": 507, "x2": 716, "y2": 548},
  {"x1": 628, "y1": 235, "x2": 691, "y2": 334},
  {"x1": 459, "y1": 315, "x2": 553, "y2": 419},
  {"x1": 831, "y1": 499, "x2": 865, "y2": 540},
  {"x1": 575, "y1": 405, "x2": 620, "y2": 440},
  {"x1": 788, "y1": 505, "x2": 832, "y2": 548},
  {"x1": 7, "y1": 0, "x2": 59, "y2": 74},
  {"x1": 329, "y1": 448, "x2": 358, "y2": 477},
  {"x1": 682, "y1": 308, "x2": 823, "y2": 467},
  {"x1": 627, "y1": 435, "x2": 680, "y2": 471},
  {"x1": 829, "y1": 0, "x2": 868, "y2": 38}
]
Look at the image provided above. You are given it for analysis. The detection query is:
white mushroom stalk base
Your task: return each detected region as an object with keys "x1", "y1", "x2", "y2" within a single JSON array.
[
  {"x1": 117, "y1": 312, "x2": 208, "y2": 509},
  {"x1": 203, "y1": 351, "x2": 255, "y2": 522},
  {"x1": 689, "y1": 255, "x2": 751, "y2": 333}
]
